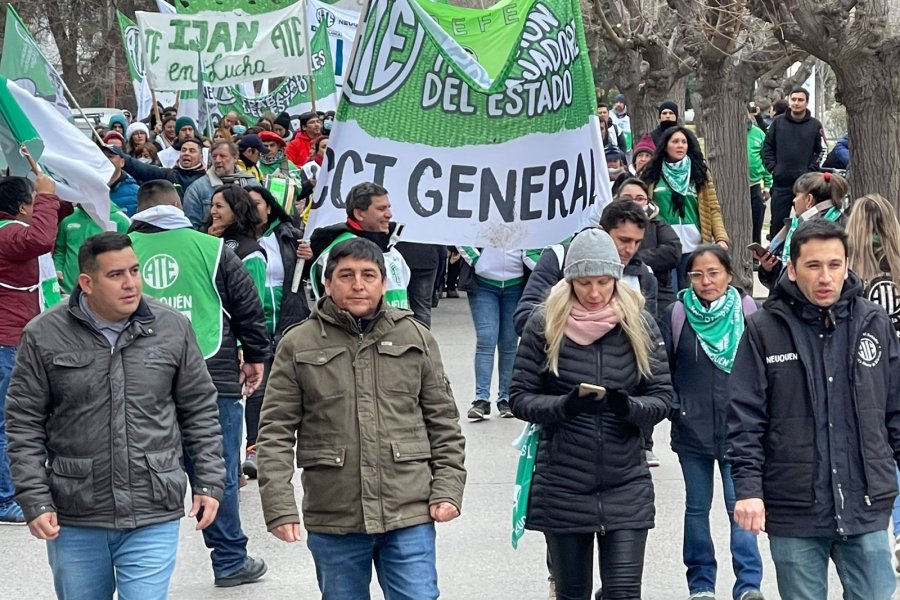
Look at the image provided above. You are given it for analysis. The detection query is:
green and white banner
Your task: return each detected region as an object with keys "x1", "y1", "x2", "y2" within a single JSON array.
[
  {"x1": 0, "y1": 6, "x2": 72, "y2": 118},
  {"x1": 0, "y1": 77, "x2": 114, "y2": 230},
  {"x1": 307, "y1": 0, "x2": 608, "y2": 249},
  {"x1": 215, "y1": 19, "x2": 339, "y2": 120},
  {"x1": 117, "y1": 11, "x2": 177, "y2": 120},
  {"x1": 136, "y1": 2, "x2": 311, "y2": 91}
]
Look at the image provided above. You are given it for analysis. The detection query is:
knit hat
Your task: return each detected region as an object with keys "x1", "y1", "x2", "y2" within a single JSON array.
[
  {"x1": 103, "y1": 131, "x2": 125, "y2": 145},
  {"x1": 274, "y1": 111, "x2": 293, "y2": 133},
  {"x1": 631, "y1": 136, "x2": 656, "y2": 164},
  {"x1": 604, "y1": 147, "x2": 625, "y2": 164},
  {"x1": 658, "y1": 100, "x2": 679, "y2": 119},
  {"x1": 175, "y1": 116, "x2": 197, "y2": 135},
  {"x1": 125, "y1": 122, "x2": 149, "y2": 141},
  {"x1": 563, "y1": 229, "x2": 623, "y2": 282},
  {"x1": 614, "y1": 93, "x2": 626, "y2": 104},
  {"x1": 108, "y1": 114, "x2": 128, "y2": 131}
]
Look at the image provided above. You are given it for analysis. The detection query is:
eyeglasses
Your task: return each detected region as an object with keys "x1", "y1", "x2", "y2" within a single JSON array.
[
  {"x1": 618, "y1": 195, "x2": 648, "y2": 204},
  {"x1": 687, "y1": 270, "x2": 724, "y2": 282}
]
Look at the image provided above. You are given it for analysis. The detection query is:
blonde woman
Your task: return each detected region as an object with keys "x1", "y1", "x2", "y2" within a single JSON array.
[{"x1": 510, "y1": 228, "x2": 672, "y2": 600}]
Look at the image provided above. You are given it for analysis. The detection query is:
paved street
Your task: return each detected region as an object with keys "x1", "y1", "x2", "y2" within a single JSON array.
[{"x1": 1, "y1": 294, "x2": 890, "y2": 599}]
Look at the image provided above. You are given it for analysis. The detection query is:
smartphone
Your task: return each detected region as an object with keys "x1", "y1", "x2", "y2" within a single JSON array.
[
  {"x1": 747, "y1": 243, "x2": 768, "y2": 257},
  {"x1": 579, "y1": 383, "x2": 607, "y2": 399}
]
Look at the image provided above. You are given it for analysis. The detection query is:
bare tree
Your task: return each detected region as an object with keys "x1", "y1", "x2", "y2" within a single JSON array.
[
  {"x1": 589, "y1": 0, "x2": 695, "y2": 136},
  {"x1": 748, "y1": 0, "x2": 900, "y2": 203}
]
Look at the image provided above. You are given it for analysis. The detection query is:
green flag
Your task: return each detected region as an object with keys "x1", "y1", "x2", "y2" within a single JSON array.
[
  {"x1": 0, "y1": 76, "x2": 43, "y2": 173},
  {"x1": 0, "y1": 5, "x2": 72, "y2": 117},
  {"x1": 310, "y1": 16, "x2": 337, "y2": 102},
  {"x1": 116, "y1": 11, "x2": 144, "y2": 84}
]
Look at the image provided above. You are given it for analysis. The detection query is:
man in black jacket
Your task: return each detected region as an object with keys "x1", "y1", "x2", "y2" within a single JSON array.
[
  {"x1": 127, "y1": 180, "x2": 272, "y2": 588},
  {"x1": 6, "y1": 232, "x2": 225, "y2": 597},
  {"x1": 728, "y1": 221, "x2": 900, "y2": 599},
  {"x1": 762, "y1": 88, "x2": 826, "y2": 241},
  {"x1": 115, "y1": 137, "x2": 207, "y2": 200}
]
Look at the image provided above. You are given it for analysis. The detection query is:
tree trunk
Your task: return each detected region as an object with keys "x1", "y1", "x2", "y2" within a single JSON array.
[
  {"x1": 832, "y1": 50, "x2": 900, "y2": 206},
  {"x1": 698, "y1": 81, "x2": 754, "y2": 287}
]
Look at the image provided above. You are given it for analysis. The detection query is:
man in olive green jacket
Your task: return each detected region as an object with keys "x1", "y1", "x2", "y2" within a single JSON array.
[{"x1": 257, "y1": 236, "x2": 466, "y2": 599}]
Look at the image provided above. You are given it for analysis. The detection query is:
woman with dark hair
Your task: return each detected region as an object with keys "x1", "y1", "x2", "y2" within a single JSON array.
[
  {"x1": 643, "y1": 125, "x2": 729, "y2": 290},
  {"x1": 660, "y1": 245, "x2": 763, "y2": 600},
  {"x1": 206, "y1": 184, "x2": 267, "y2": 297},
  {"x1": 755, "y1": 171, "x2": 849, "y2": 291},
  {"x1": 240, "y1": 186, "x2": 312, "y2": 481}
]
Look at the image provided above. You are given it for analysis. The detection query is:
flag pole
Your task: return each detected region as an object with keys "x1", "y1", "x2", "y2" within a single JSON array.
[
  {"x1": 61, "y1": 84, "x2": 107, "y2": 146},
  {"x1": 304, "y1": 16, "x2": 318, "y2": 113}
]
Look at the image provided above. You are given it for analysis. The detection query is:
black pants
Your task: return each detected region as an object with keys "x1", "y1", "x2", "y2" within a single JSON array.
[
  {"x1": 544, "y1": 529, "x2": 648, "y2": 600},
  {"x1": 768, "y1": 185, "x2": 794, "y2": 241},
  {"x1": 445, "y1": 255, "x2": 461, "y2": 292},
  {"x1": 433, "y1": 246, "x2": 449, "y2": 295},
  {"x1": 750, "y1": 184, "x2": 765, "y2": 245},
  {"x1": 406, "y1": 265, "x2": 437, "y2": 328},
  {"x1": 244, "y1": 357, "x2": 273, "y2": 448}
]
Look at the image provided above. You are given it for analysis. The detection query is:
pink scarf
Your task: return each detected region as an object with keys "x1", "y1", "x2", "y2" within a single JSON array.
[{"x1": 565, "y1": 301, "x2": 621, "y2": 345}]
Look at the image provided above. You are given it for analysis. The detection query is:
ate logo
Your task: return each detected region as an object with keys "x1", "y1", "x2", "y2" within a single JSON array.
[
  {"x1": 316, "y1": 8, "x2": 336, "y2": 28},
  {"x1": 142, "y1": 255, "x2": 179, "y2": 290},
  {"x1": 857, "y1": 332, "x2": 882, "y2": 368}
]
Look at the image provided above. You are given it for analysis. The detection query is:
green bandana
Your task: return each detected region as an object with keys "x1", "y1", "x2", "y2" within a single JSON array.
[
  {"x1": 661, "y1": 156, "x2": 694, "y2": 196},
  {"x1": 782, "y1": 207, "x2": 843, "y2": 264},
  {"x1": 678, "y1": 286, "x2": 745, "y2": 373}
]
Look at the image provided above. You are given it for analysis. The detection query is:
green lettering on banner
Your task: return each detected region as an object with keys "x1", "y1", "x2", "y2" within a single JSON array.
[
  {"x1": 130, "y1": 229, "x2": 225, "y2": 359},
  {"x1": 271, "y1": 17, "x2": 306, "y2": 58}
]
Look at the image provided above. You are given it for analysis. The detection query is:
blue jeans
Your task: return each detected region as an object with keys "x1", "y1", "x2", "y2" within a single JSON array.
[
  {"x1": 891, "y1": 467, "x2": 900, "y2": 537},
  {"x1": 46, "y1": 520, "x2": 180, "y2": 600},
  {"x1": 679, "y1": 454, "x2": 762, "y2": 598},
  {"x1": 467, "y1": 280, "x2": 523, "y2": 403},
  {"x1": 0, "y1": 345, "x2": 17, "y2": 507},
  {"x1": 183, "y1": 394, "x2": 247, "y2": 578},
  {"x1": 307, "y1": 522, "x2": 438, "y2": 600},
  {"x1": 769, "y1": 530, "x2": 896, "y2": 600}
]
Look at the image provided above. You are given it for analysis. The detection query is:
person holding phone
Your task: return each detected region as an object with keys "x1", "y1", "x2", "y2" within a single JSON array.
[{"x1": 510, "y1": 229, "x2": 672, "y2": 600}]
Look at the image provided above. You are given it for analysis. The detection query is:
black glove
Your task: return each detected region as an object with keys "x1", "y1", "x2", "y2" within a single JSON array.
[
  {"x1": 605, "y1": 388, "x2": 631, "y2": 417},
  {"x1": 563, "y1": 387, "x2": 602, "y2": 416}
]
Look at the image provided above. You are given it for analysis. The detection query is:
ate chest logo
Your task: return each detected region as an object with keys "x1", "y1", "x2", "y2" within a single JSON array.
[
  {"x1": 857, "y1": 332, "x2": 882, "y2": 368},
  {"x1": 142, "y1": 254, "x2": 179, "y2": 290}
]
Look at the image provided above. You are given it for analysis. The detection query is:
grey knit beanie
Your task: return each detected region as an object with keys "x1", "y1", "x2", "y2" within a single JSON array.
[{"x1": 563, "y1": 229, "x2": 623, "y2": 282}]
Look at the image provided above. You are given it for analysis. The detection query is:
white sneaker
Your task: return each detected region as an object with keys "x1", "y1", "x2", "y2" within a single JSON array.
[{"x1": 688, "y1": 593, "x2": 716, "y2": 600}]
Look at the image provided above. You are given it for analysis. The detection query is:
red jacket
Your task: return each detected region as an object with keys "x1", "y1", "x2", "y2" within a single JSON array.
[
  {"x1": 0, "y1": 193, "x2": 61, "y2": 346},
  {"x1": 285, "y1": 132, "x2": 314, "y2": 168}
]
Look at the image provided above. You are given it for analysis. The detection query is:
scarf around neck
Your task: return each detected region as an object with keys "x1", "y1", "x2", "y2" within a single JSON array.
[
  {"x1": 782, "y1": 205, "x2": 843, "y2": 264},
  {"x1": 662, "y1": 156, "x2": 694, "y2": 196},
  {"x1": 260, "y1": 149, "x2": 286, "y2": 166},
  {"x1": 678, "y1": 286, "x2": 744, "y2": 373},
  {"x1": 565, "y1": 301, "x2": 621, "y2": 346}
]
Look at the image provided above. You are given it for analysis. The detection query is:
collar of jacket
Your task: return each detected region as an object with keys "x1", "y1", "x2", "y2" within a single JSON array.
[
  {"x1": 313, "y1": 296, "x2": 412, "y2": 339},
  {"x1": 768, "y1": 270, "x2": 863, "y2": 327},
  {"x1": 68, "y1": 286, "x2": 156, "y2": 334}
]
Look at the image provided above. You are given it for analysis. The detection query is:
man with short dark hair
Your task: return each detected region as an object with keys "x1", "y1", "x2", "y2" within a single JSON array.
[
  {"x1": 285, "y1": 111, "x2": 323, "y2": 167},
  {"x1": 0, "y1": 174, "x2": 61, "y2": 525},
  {"x1": 6, "y1": 231, "x2": 225, "y2": 598},
  {"x1": 236, "y1": 134, "x2": 266, "y2": 182},
  {"x1": 762, "y1": 88, "x2": 826, "y2": 241},
  {"x1": 182, "y1": 141, "x2": 260, "y2": 229},
  {"x1": 257, "y1": 236, "x2": 466, "y2": 599},
  {"x1": 728, "y1": 220, "x2": 900, "y2": 599},
  {"x1": 116, "y1": 137, "x2": 207, "y2": 201},
  {"x1": 128, "y1": 180, "x2": 272, "y2": 588},
  {"x1": 309, "y1": 181, "x2": 411, "y2": 309}
]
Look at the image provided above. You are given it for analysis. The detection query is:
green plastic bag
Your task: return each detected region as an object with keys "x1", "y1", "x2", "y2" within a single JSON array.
[{"x1": 511, "y1": 423, "x2": 540, "y2": 549}]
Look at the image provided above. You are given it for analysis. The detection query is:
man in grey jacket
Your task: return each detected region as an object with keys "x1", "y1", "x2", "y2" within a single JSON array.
[{"x1": 5, "y1": 232, "x2": 225, "y2": 599}]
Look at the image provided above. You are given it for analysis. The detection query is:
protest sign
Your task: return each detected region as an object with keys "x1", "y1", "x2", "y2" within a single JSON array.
[
  {"x1": 306, "y1": 0, "x2": 360, "y2": 82},
  {"x1": 307, "y1": 0, "x2": 608, "y2": 249},
  {"x1": 0, "y1": 77, "x2": 114, "y2": 230},
  {"x1": 215, "y1": 20, "x2": 339, "y2": 120},
  {"x1": 136, "y1": 3, "x2": 310, "y2": 91},
  {"x1": 0, "y1": 5, "x2": 72, "y2": 118},
  {"x1": 117, "y1": 11, "x2": 177, "y2": 120}
]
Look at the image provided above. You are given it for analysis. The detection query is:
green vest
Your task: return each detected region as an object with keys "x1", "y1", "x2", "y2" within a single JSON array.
[
  {"x1": 129, "y1": 228, "x2": 225, "y2": 358},
  {"x1": 0, "y1": 220, "x2": 61, "y2": 310},
  {"x1": 310, "y1": 232, "x2": 410, "y2": 309},
  {"x1": 54, "y1": 206, "x2": 131, "y2": 294}
]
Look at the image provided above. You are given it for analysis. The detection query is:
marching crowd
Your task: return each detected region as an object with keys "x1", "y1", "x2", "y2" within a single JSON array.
[{"x1": 0, "y1": 85, "x2": 898, "y2": 600}]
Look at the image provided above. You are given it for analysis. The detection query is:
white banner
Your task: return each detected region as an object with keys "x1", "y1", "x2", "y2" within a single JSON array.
[
  {"x1": 137, "y1": 3, "x2": 311, "y2": 91},
  {"x1": 307, "y1": 118, "x2": 607, "y2": 249},
  {"x1": 6, "y1": 80, "x2": 114, "y2": 230},
  {"x1": 306, "y1": 0, "x2": 360, "y2": 84}
]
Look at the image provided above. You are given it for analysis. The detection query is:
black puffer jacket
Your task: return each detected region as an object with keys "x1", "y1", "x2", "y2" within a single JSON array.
[
  {"x1": 129, "y1": 221, "x2": 271, "y2": 393},
  {"x1": 639, "y1": 215, "x2": 682, "y2": 310},
  {"x1": 509, "y1": 308, "x2": 672, "y2": 533},
  {"x1": 513, "y1": 242, "x2": 658, "y2": 336},
  {"x1": 266, "y1": 220, "x2": 311, "y2": 343}
]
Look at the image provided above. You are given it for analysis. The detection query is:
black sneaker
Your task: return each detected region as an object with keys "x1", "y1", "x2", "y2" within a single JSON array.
[
  {"x1": 497, "y1": 400, "x2": 514, "y2": 418},
  {"x1": 214, "y1": 556, "x2": 268, "y2": 587},
  {"x1": 467, "y1": 400, "x2": 491, "y2": 420}
]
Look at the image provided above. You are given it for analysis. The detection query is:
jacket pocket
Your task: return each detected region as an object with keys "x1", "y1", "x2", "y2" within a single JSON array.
[
  {"x1": 146, "y1": 449, "x2": 187, "y2": 511},
  {"x1": 390, "y1": 440, "x2": 432, "y2": 462},
  {"x1": 375, "y1": 343, "x2": 422, "y2": 395},
  {"x1": 50, "y1": 456, "x2": 94, "y2": 515},
  {"x1": 294, "y1": 347, "x2": 350, "y2": 399},
  {"x1": 297, "y1": 447, "x2": 346, "y2": 469},
  {"x1": 382, "y1": 439, "x2": 433, "y2": 518}
]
